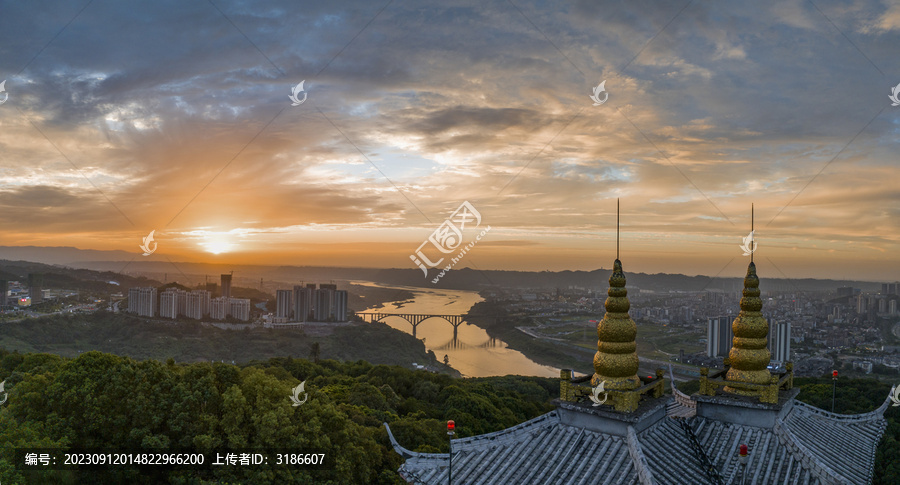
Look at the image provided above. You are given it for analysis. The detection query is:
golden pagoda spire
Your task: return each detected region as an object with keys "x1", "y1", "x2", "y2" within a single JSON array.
[
  {"x1": 592, "y1": 200, "x2": 640, "y2": 391},
  {"x1": 725, "y1": 205, "x2": 771, "y2": 393}
]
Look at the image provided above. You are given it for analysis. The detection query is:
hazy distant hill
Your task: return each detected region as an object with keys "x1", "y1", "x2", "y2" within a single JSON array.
[
  {"x1": 0, "y1": 246, "x2": 882, "y2": 293},
  {"x1": 0, "y1": 259, "x2": 160, "y2": 293},
  {"x1": 0, "y1": 246, "x2": 134, "y2": 265},
  {"x1": 368, "y1": 267, "x2": 883, "y2": 293}
]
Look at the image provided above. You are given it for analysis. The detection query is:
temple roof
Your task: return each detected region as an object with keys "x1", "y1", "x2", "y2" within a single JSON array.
[
  {"x1": 386, "y1": 393, "x2": 890, "y2": 484},
  {"x1": 386, "y1": 410, "x2": 642, "y2": 484}
]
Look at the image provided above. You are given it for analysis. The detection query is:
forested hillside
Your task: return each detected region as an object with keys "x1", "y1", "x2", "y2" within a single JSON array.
[
  {"x1": 0, "y1": 312, "x2": 445, "y2": 371},
  {"x1": 0, "y1": 350, "x2": 556, "y2": 484},
  {"x1": 0, "y1": 352, "x2": 895, "y2": 484}
]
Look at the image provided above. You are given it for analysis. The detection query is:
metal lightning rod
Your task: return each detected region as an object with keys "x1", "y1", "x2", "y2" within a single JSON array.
[{"x1": 751, "y1": 203, "x2": 754, "y2": 263}]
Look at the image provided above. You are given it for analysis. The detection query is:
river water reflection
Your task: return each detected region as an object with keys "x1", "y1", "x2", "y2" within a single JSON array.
[{"x1": 354, "y1": 281, "x2": 558, "y2": 378}]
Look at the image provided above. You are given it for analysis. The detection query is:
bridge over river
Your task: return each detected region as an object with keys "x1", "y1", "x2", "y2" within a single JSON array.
[{"x1": 355, "y1": 312, "x2": 500, "y2": 337}]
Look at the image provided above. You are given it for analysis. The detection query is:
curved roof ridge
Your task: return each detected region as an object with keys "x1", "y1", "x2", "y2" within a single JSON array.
[
  {"x1": 384, "y1": 411, "x2": 560, "y2": 460},
  {"x1": 383, "y1": 422, "x2": 434, "y2": 460},
  {"x1": 872, "y1": 385, "x2": 895, "y2": 417},
  {"x1": 667, "y1": 364, "x2": 688, "y2": 399},
  {"x1": 791, "y1": 397, "x2": 890, "y2": 422},
  {"x1": 626, "y1": 425, "x2": 655, "y2": 485},
  {"x1": 773, "y1": 419, "x2": 847, "y2": 484},
  {"x1": 450, "y1": 410, "x2": 559, "y2": 446}
]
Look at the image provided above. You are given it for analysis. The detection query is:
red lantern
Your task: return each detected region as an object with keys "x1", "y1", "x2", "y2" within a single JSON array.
[
  {"x1": 739, "y1": 444, "x2": 748, "y2": 456},
  {"x1": 832, "y1": 370, "x2": 838, "y2": 378},
  {"x1": 447, "y1": 420, "x2": 455, "y2": 432}
]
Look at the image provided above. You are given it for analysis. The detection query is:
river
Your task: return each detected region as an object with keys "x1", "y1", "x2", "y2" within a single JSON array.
[{"x1": 353, "y1": 281, "x2": 558, "y2": 378}]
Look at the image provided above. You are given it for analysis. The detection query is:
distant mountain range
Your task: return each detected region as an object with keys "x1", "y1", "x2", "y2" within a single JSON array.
[
  {"x1": 0, "y1": 245, "x2": 882, "y2": 293},
  {"x1": 0, "y1": 246, "x2": 135, "y2": 265}
]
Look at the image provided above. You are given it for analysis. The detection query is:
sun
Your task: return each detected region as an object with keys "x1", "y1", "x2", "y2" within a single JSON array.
[{"x1": 203, "y1": 238, "x2": 232, "y2": 255}]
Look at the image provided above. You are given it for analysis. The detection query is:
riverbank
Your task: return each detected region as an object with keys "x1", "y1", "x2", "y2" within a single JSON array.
[
  {"x1": 465, "y1": 300, "x2": 594, "y2": 375},
  {"x1": 0, "y1": 311, "x2": 460, "y2": 376},
  {"x1": 347, "y1": 283, "x2": 415, "y2": 313},
  {"x1": 465, "y1": 299, "x2": 727, "y2": 382},
  {"x1": 352, "y1": 282, "x2": 558, "y2": 378}
]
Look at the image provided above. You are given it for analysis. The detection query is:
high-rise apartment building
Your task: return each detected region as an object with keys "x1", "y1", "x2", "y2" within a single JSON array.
[
  {"x1": 276, "y1": 289, "x2": 292, "y2": 319},
  {"x1": 333, "y1": 290, "x2": 348, "y2": 322},
  {"x1": 209, "y1": 296, "x2": 250, "y2": 322},
  {"x1": 159, "y1": 289, "x2": 177, "y2": 319},
  {"x1": 706, "y1": 315, "x2": 734, "y2": 358},
  {"x1": 0, "y1": 280, "x2": 8, "y2": 307},
  {"x1": 768, "y1": 319, "x2": 791, "y2": 364},
  {"x1": 160, "y1": 288, "x2": 191, "y2": 319},
  {"x1": 279, "y1": 284, "x2": 349, "y2": 322},
  {"x1": 27, "y1": 273, "x2": 43, "y2": 304},
  {"x1": 229, "y1": 298, "x2": 251, "y2": 321},
  {"x1": 221, "y1": 273, "x2": 232, "y2": 299},
  {"x1": 293, "y1": 285, "x2": 312, "y2": 322},
  {"x1": 187, "y1": 290, "x2": 211, "y2": 319},
  {"x1": 127, "y1": 287, "x2": 157, "y2": 317},
  {"x1": 314, "y1": 286, "x2": 334, "y2": 321},
  {"x1": 210, "y1": 297, "x2": 229, "y2": 320}
]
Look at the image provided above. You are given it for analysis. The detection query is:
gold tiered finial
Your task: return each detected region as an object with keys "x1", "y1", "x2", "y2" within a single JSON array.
[
  {"x1": 725, "y1": 206, "x2": 771, "y2": 394},
  {"x1": 592, "y1": 200, "x2": 640, "y2": 391}
]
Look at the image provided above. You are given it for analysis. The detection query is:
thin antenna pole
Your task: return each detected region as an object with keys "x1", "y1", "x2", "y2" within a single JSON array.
[
  {"x1": 617, "y1": 199, "x2": 620, "y2": 260},
  {"x1": 751, "y1": 203, "x2": 754, "y2": 263}
]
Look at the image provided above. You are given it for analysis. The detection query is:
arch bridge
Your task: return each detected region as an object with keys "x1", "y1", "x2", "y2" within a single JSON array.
[{"x1": 357, "y1": 313, "x2": 470, "y2": 338}]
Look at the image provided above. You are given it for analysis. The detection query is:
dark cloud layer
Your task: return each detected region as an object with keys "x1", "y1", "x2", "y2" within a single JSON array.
[{"x1": 0, "y1": 0, "x2": 897, "y2": 279}]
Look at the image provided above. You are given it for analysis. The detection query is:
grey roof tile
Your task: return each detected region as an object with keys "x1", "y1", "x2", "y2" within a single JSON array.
[{"x1": 385, "y1": 394, "x2": 889, "y2": 485}]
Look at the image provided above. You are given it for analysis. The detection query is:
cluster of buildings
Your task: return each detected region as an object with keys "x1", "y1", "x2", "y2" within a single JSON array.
[
  {"x1": 852, "y1": 283, "x2": 900, "y2": 318},
  {"x1": 0, "y1": 274, "x2": 45, "y2": 307},
  {"x1": 491, "y1": 277, "x2": 900, "y2": 378},
  {"x1": 272, "y1": 283, "x2": 348, "y2": 323},
  {"x1": 126, "y1": 273, "x2": 251, "y2": 322},
  {"x1": 125, "y1": 275, "x2": 350, "y2": 324}
]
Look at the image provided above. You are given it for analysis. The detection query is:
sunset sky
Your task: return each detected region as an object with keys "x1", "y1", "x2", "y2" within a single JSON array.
[{"x1": 0, "y1": 0, "x2": 898, "y2": 281}]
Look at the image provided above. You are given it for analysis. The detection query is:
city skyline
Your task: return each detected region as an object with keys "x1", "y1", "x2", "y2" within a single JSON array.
[{"x1": 1, "y1": 1, "x2": 898, "y2": 281}]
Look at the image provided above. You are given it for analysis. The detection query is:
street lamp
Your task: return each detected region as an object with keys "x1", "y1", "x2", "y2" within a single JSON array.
[
  {"x1": 738, "y1": 444, "x2": 749, "y2": 485},
  {"x1": 831, "y1": 370, "x2": 838, "y2": 413},
  {"x1": 447, "y1": 420, "x2": 455, "y2": 484}
]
